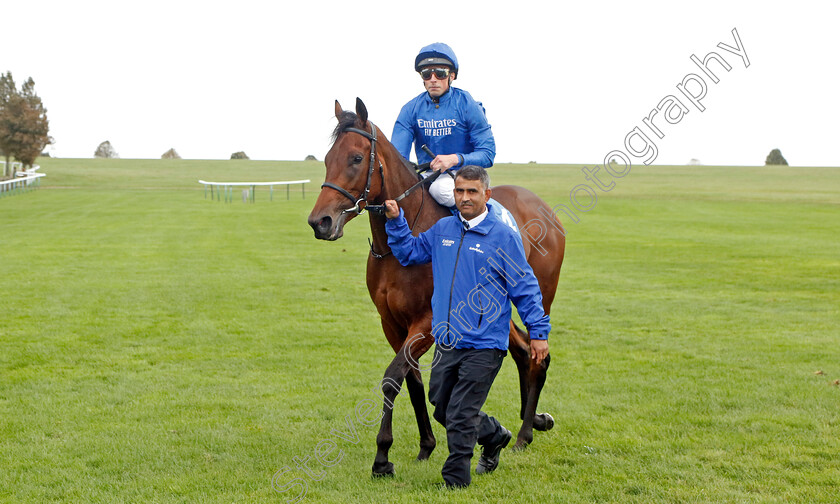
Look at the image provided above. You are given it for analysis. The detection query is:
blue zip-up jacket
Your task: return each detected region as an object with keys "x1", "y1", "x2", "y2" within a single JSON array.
[
  {"x1": 392, "y1": 87, "x2": 496, "y2": 169},
  {"x1": 385, "y1": 204, "x2": 550, "y2": 350}
]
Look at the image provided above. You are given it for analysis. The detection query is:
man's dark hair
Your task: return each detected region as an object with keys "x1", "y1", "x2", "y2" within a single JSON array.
[{"x1": 454, "y1": 165, "x2": 490, "y2": 191}]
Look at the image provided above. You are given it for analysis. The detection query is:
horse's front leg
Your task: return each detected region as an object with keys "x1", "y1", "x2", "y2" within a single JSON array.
[
  {"x1": 401, "y1": 331, "x2": 436, "y2": 461},
  {"x1": 372, "y1": 328, "x2": 436, "y2": 476},
  {"x1": 371, "y1": 354, "x2": 401, "y2": 477}
]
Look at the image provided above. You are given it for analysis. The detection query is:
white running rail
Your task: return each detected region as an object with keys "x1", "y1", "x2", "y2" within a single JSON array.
[
  {"x1": 0, "y1": 163, "x2": 44, "y2": 197},
  {"x1": 198, "y1": 179, "x2": 310, "y2": 203}
]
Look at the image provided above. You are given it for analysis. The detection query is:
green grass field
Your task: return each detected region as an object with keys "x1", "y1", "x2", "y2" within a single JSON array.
[{"x1": 1, "y1": 158, "x2": 838, "y2": 503}]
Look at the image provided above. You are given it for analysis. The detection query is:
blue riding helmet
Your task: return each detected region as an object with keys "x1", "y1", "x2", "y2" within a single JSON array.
[{"x1": 414, "y1": 42, "x2": 459, "y2": 78}]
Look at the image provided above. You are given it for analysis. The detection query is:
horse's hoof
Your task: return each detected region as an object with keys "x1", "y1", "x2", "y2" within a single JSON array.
[
  {"x1": 534, "y1": 412, "x2": 555, "y2": 431},
  {"x1": 511, "y1": 438, "x2": 530, "y2": 452},
  {"x1": 371, "y1": 462, "x2": 395, "y2": 478},
  {"x1": 416, "y1": 445, "x2": 435, "y2": 461}
]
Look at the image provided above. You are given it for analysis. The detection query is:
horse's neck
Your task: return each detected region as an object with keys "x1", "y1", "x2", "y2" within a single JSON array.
[{"x1": 368, "y1": 143, "x2": 447, "y2": 256}]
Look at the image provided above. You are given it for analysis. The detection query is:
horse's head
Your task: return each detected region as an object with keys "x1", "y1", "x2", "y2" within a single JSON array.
[{"x1": 308, "y1": 98, "x2": 385, "y2": 240}]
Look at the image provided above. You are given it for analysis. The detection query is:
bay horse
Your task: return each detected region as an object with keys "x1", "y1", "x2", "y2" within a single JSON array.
[{"x1": 307, "y1": 98, "x2": 565, "y2": 476}]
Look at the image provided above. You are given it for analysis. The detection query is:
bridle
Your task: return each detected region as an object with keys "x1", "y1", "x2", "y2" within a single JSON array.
[
  {"x1": 320, "y1": 122, "x2": 440, "y2": 216},
  {"x1": 320, "y1": 122, "x2": 385, "y2": 215}
]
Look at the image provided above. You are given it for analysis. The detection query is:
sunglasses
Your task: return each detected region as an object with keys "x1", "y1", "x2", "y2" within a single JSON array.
[{"x1": 419, "y1": 67, "x2": 451, "y2": 81}]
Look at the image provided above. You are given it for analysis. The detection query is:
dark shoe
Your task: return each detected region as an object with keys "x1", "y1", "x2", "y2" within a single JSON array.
[{"x1": 475, "y1": 427, "x2": 512, "y2": 474}]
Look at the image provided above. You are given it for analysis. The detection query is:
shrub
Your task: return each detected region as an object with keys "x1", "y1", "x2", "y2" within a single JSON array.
[
  {"x1": 765, "y1": 149, "x2": 788, "y2": 166},
  {"x1": 94, "y1": 141, "x2": 119, "y2": 159}
]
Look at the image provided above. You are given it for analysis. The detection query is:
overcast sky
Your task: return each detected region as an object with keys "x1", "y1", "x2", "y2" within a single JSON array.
[{"x1": 4, "y1": 0, "x2": 837, "y2": 166}]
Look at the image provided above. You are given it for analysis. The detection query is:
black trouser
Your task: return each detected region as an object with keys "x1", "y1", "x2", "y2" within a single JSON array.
[{"x1": 428, "y1": 346, "x2": 507, "y2": 487}]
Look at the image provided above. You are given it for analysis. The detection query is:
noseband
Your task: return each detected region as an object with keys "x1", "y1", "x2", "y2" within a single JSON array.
[{"x1": 320, "y1": 123, "x2": 385, "y2": 215}]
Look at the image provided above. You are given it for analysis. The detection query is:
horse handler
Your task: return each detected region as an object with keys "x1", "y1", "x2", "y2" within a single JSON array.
[{"x1": 384, "y1": 165, "x2": 550, "y2": 488}]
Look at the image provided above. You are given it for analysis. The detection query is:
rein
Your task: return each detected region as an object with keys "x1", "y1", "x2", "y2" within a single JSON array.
[
  {"x1": 320, "y1": 122, "x2": 439, "y2": 216},
  {"x1": 367, "y1": 170, "x2": 440, "y2": 214}
]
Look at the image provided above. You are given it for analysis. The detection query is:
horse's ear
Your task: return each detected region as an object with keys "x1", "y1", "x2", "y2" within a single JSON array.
[
  {"x1": 334, "y1": 100, "x2": 343, "y2": 120},
  {"x1": 356, "y1": 98, "x2": 368, "y2": 126}
]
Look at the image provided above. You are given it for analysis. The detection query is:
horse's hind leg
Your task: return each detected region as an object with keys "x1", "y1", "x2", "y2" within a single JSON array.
[
  {"x1": 509, "y1": 322, "x2": 532, "y2": 425},
  {"x1": 509, "y1": 321, "x2": 553, "y2": 449}
]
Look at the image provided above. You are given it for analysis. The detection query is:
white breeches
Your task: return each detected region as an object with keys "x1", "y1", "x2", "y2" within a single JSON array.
[{"x1": 427, "y1": 171, "x2": 456, "y2": 207}]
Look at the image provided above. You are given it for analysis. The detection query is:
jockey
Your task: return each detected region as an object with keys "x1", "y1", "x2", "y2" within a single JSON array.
[{"x1": 391, "y1": 42, "x2": 497, "y2": 208}]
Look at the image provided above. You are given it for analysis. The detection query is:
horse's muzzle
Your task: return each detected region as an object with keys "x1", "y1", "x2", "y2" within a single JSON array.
[{"x1": 308, "y1": 213, "x2": 345, "y2": 241}]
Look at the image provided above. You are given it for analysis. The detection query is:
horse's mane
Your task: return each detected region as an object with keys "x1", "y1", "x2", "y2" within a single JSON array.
[
  {"x1": 330, "y1": 109, "x2": 421, "y2": 180},
  {"x1": 331, "y1": 110, "x2": 359, "y2": 144}
]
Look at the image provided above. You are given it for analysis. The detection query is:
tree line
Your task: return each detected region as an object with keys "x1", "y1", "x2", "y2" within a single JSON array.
[{"x1": 0, "y1": 71, "x2": 52, "y2": 178}]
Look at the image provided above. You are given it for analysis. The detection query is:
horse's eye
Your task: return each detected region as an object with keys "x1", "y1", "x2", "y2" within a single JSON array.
[{"x1": 353, "y1": 155, "x2": 364, "y2": 165}]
